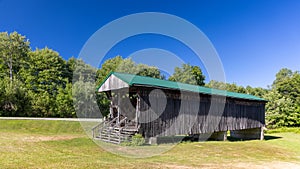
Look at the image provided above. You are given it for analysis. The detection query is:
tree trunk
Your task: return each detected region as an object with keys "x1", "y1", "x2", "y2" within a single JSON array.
[{"x1": 9, "y1": 57, "x2": 13, "y2": 82}]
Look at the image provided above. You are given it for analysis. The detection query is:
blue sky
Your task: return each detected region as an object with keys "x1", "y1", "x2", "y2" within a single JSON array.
[{"x1": 1, "y1": 0, "x2": 300, "y2": 88}]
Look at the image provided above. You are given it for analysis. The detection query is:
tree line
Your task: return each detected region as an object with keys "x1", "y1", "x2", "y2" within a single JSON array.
[{"x1": 1, "y1": 31, "x2": 299, "y2": 128}]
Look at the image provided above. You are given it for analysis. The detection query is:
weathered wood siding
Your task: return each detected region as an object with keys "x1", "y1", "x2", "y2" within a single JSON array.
[
  {"x1": 137, "y1": 87, "x2": 265, "y2": 138},
  {"x1": 98, "y1": 74, "x2": 129, "y2": 92},
  {"x1": 110, "y1": 90, "x2": 137, "y2": 121}
]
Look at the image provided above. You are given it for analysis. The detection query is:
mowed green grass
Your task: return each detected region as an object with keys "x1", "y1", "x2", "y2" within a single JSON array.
[{"x1": 1, "y1": 120, "x2": 300, "y2": 169}]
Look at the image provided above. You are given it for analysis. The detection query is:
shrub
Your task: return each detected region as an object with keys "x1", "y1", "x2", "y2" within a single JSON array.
[{"x1": 130, "y1": 134, "x2": 145, "y2": 146}]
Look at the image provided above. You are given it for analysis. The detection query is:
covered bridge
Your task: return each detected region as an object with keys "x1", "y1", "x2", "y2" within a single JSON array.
[{"x1": 92, "y1": 72, "x2": 266, "y2": 144}]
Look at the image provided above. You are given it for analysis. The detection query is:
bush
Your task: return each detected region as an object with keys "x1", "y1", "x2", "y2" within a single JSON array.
[
  {"x1": 265, "y1": 127, "x2": 300, "y2": 134},
  {"x1": 120, "y1": 140, "x2": 132, "y2": 146},
  {"x1": 130, "y1": 134, "x2": 145, "y2": 146}
]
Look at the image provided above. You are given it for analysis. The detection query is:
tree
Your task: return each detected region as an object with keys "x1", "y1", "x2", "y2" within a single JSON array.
[
  {"x1": 65, "y1": 56, "x2": 77, "y2": 83},
  {"x1": 225, "y1": 83, "x2": 247, "y2": 93},
  {"x1": 29, "y1": 91, "x2": 54, "y2": 117},
  {"x1": 275, "y1": 71, "x2": 300, "y2": 105},
  {"x1": 0, "y1": 32, "x2": 30, "y2": 81},
  {"x1": 272, "y1": 68, "x2": 293, "y2": 88},
  {"x1": 20, "y1": 47, "x2": 69, "y2": 116},
  {"x1": 96, "y1": 56, "x2": 123, "y2": 85},
  {"x1": 205, "y1": 80, "x2": 227, "y2": 90},
  {"x1": 206, "y1": 81, "x2": 248, "y2": 93},
  {"x1": 96, "y1": 56, "x2": 163, "y2": 85},
  {"x1": 264, "y1": 68, "x2": 300, "y2": 128},
  {"x1": 56, "y1": 83, "x2": 75, "y2": 117},
  {"x1": 169, "y1": 64, "x2": 205, "y2": 86},
  {"x1": 116, "y1": 58, "x2": 163, "y2": 79},
  {"x1": 264, "y1": 90, "x2": 300, "y2": 128},
  {"x1": 245, "y1": 86, "x2": 268, "y2": 98},
  {"x1": 70, "y1": 58, "x2": 98, "y2": 117},
  {"x1": 70, "y1": 57, "x2": 97, "y2": 83},
  {"x1": 73, "y1": 78, "x2": 99, "y2": 118},
  {"x1": 21, "y1": 48, "x2": 68, "y2": 95},
  {"x1": 0, "y1": 77, "x2": 32, "y2": 116}
]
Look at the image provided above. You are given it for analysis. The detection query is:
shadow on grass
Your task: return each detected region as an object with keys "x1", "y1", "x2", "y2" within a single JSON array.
[
  {"x1": 157, "y1": 135, "x2": 282, "y2": 144},
  {"x1": 264, "y1": 135, "x2": 282, "y2": 141},
  {"x1": 226, "y1": 135, "x2": 282, "y2": 142},
  {"x1": 122, "y1": 135, "x2": 283, "y2": 145}
]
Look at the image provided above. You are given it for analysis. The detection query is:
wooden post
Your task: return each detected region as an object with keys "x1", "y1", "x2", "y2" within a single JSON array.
[
  {"x1": 109, "y1": 103, "x2": 113, "y2": 119},
  {"x1": 135, "y1": 94, "x2": 140, "y2": 129},
  {"x1": 260, "y1": 126, "x2": 264, "y2": 140},
  {"x1": 117, "y1": 91, "x2": 120, "y2": 125}
]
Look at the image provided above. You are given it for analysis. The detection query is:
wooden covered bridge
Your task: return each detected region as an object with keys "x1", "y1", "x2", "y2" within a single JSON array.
[{"x1": 92, "y1": 72, "x2": 266, "y2": 144}]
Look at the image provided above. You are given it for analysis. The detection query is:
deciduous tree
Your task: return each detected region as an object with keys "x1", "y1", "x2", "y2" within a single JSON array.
[
  {"x1": 169, "y1": 64, "x2": 205, "y2": 86},
  {"x1": 0, "y1": 32, "x2": 30, "y2": 81}
]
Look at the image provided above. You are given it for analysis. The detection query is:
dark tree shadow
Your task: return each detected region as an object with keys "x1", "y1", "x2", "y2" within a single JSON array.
[
  {"x1": 263, "y1": 135, "x2": 282, "y2": 141},
  {"x1": 226, "y1": 135, "x2": 282, "y2": 142}
]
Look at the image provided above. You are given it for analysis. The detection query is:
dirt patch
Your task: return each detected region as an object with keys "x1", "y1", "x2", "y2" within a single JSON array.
[
  {"x1": 162, "y1": 164, "x2": 197, "y2": 169},
  {"x1": 259, "y1": 161, "x2": 300, "y2": 169},
  {"x1": 156, "y1": 161, "x2": 300, "y2": 169},
  {"x1": 223, "y1": 161, "x2": 300, "y2": 169},
  {"x1": 21, "y1": 135, "x2": 81, "y2": 142}
]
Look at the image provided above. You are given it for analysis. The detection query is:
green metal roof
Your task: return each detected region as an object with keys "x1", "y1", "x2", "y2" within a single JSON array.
[{"x1": 98, "y1": 72, "x2": 266, "y2": 102}]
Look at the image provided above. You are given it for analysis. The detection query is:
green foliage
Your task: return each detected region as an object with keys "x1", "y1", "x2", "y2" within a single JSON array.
[
  {"x1": 121, "y1": 134, "x2": 145, "y2": 146},
  {"x1": 130, "y1": 134, "x2": 145, "y2": 146},
  {"x1": 96, "y1": 56, "x2": 123, "y2": 85},
  {"x1": 264, "y1": 68, "x2": 300, "y2": 128},
  {"x1": 56, "y1": 83, "x2": 76, "y2": 117},
  {"x1": 21, "y1": 48, "x2": 68, "y2": 94},
  {"x1": 96, "y1": 92, "x2": 110, "y2": 117},
  {"x1": 205, "y1": 80, "x2": 227, "y2": 90},
  {"x1": 0, "y1": 31, "x2": 30, "y2": 80},
  {"x1": 116, "y1": 58, "x2": 163, "y2": 79},
  {"x1": 73, "y1": 79, "x2": 99, "y2": 118},
  {"x1": 264, "y1": 90, "x2": 300, "y2": 128},
  {"x1": 19, "y1": 48, "x2": 69, "y2": 117},
  {"x1": 96, "y1": 56, "x2": 163, "y2": 85},
  {"x1": 71, "y1": 57, "x2": 97, "y2": 83},
  {"x1": 245, "y1": 86, "x2": 268, "y2": 98},
  {"x1": 120, "y1": 139, "x2": 132, "y2": 146},
  {"x1": 265, "y1": 127, "x2": 300, "y2": 134},
  {"x1": 272, "y1": 68, "x2": 293, "y2": 88},
  {"x1": 205, "y1": 80, "x2": 268, "y2": 97},
  {"x1": 275, "y1": 71, "x2": 300, "y2": 105},
  {"x1": 169, "y1": 63, "x2": 205, "y2": 86},
  {"x1": 0, "y1": 77, "x2": 32, "y2": 116}
]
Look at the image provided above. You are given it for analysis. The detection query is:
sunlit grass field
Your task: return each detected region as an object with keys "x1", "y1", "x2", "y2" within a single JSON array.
[{"x1": 1, "y1": 120, "x2": 300, "y2": 169}]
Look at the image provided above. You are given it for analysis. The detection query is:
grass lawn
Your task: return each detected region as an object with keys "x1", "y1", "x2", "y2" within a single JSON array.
[{"x1": 0, "y1": 119, "x2": 300, "y2": 169}]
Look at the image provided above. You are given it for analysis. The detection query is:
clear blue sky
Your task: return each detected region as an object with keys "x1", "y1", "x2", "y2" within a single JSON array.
[{"x1": 1, "y1": 0, "x2": 300, "y2": 88}]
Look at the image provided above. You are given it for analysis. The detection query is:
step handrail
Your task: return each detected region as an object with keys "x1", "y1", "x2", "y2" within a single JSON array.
[
  {"x1": 92, "y1": 120, "x2": 106, "y2": 138},
  {"x1": 92, "y1": 120, "x2": 105, "y2": 131},
  {"x1": 92, "y1": 117, "x2": 118, "y2": 138},
  {"x1": 107, "y1": 117, "x2": 118, "y2": 127},
  {"x1": 117, "y1": 116, "x2": 127, "y2": 128},
  {"x1": 110, "y1": 117, "x2": 127, "y2": 144}
]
